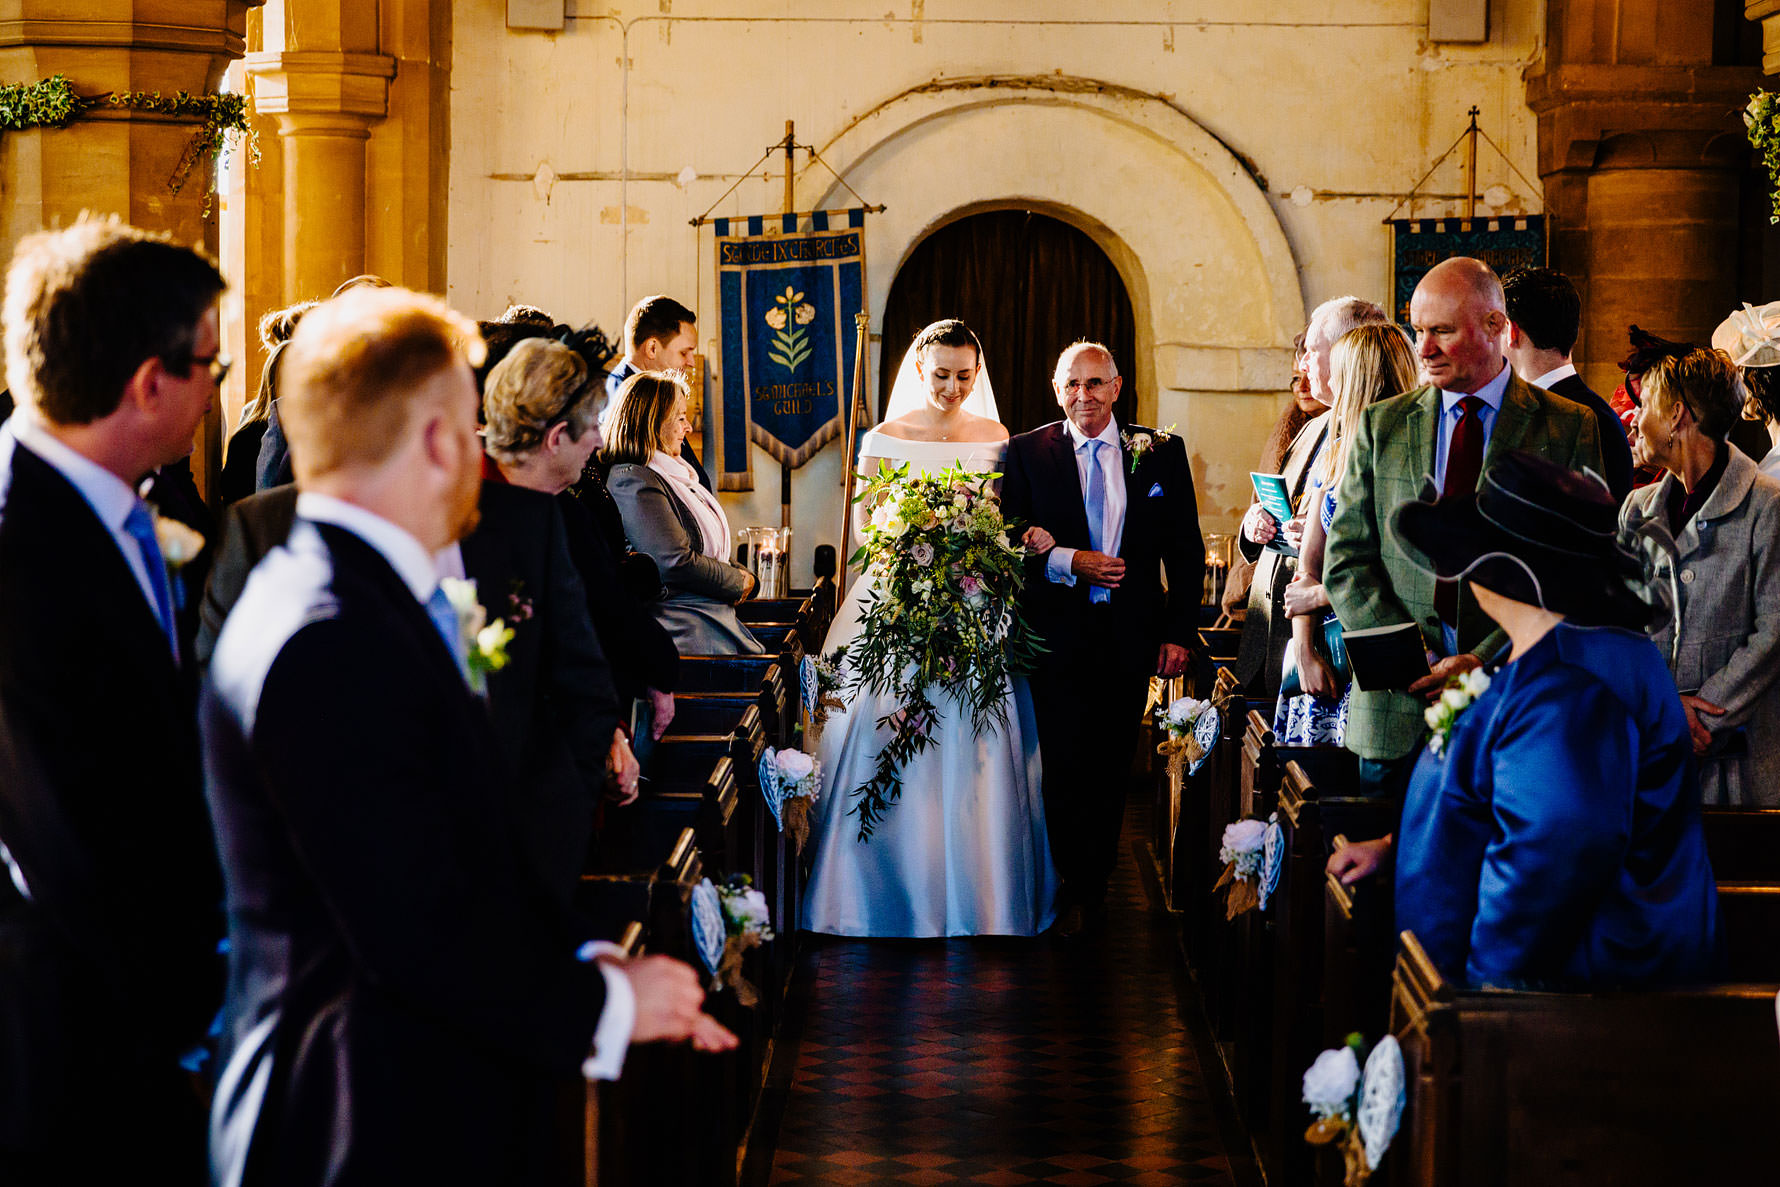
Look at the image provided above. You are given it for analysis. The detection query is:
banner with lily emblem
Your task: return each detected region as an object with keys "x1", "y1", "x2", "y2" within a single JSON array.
[{"x1": 713, "y1": 211, "x2": 867, "y2": 490}]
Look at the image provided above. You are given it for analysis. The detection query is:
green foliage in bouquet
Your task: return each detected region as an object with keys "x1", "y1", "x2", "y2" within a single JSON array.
[
  {"x1": 842, "y1": 461, "x2": 1046, "y2": 840},
  {"x1": 1748, "y1": 90, "x2": 1780, "y2": 225}
]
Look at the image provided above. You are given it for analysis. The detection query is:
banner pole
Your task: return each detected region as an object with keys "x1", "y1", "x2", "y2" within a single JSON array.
[
  {"x1": 836, "y1": 310, "x2": 871, "y2": 606},
  {"x1": 780, "y1": 119, "x2": 797, "y2": 532}
]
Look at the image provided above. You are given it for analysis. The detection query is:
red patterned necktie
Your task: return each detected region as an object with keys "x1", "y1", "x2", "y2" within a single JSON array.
[{"x1": 1435, "y1": 396, "x2": 1485, "y2": 624}]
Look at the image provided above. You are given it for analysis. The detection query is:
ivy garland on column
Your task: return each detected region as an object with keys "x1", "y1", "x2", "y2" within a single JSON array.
[
  {"x1": 0, "y1": 74, "x2": 256, "y2": 210},
  {"x1": 1748, "y1": 91, "x2": 1780, "y2": 225}
]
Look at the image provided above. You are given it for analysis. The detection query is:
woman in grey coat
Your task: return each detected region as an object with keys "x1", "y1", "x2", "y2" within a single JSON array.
[
  {"x1": 1621, "y1": 346, "x2": 1780, "y2": 807},
  {"x1": 602, "y1": 371, "x2": 763, "y2": 655}
]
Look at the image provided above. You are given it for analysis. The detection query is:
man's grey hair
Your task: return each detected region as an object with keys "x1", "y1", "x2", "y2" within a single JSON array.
[{"x1": 1308, "y1": 295, "x2": 1390, "y2": 343}]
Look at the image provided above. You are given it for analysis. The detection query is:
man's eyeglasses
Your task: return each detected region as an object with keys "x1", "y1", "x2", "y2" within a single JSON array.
[
  {"x1": 1061, "y1": 377, "x2": 1114, "y2": 395},
  {"x1": 173, "y1": 353, "x2": 232, "y2": 384}
]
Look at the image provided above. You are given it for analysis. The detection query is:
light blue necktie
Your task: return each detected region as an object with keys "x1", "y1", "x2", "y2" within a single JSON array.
[
  {"x1": 122, "y1": 502, "x2": 178, "y2": 654},
  {"x1": 425, "y1": 586, "x2": 470, "y2": 681},
  {"x1": 1084, "y1": 439, "x2": 1110, "y2": 605}
]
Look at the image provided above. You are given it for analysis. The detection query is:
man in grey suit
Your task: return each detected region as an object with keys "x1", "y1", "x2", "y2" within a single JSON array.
[{"x1": 1323, "y1": 257, "x2": 1603, "y2": 882}]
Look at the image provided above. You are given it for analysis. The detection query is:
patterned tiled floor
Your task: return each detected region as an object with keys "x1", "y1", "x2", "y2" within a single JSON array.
[{"x1": 758, "y1": 789, "x2": 1255, "y2": 1185}]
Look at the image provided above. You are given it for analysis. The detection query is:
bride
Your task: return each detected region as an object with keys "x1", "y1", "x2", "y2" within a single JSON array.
[{"x1": 802, "y1": 319, "x2": 1060, "y2": 937}]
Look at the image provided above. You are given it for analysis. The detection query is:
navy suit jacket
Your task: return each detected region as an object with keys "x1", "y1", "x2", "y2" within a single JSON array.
[
  {"x1": 198, "y1": 483, "x2": 621, "y2": 905},
  {"x1": 203, "y1": 521, "x2": 608, "y2": 1186},
  {"x1": 0, "y1": 436, "x2": 222, "y2": 1158},
  {"x1": 1549, "y1": 372, "x2": 1635, "y2": 502},
  {"x1": 999, "y1": 421, "x2": 1204, "y2": 672}
]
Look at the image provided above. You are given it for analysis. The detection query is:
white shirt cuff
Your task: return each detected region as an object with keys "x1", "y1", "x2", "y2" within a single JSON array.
[
  {"x1": 1046, "y1": 546, "x2": 1078, "y2": 586},
  {"x1": 578, "y1": 941, "x2": 636, "y2": 1081}
]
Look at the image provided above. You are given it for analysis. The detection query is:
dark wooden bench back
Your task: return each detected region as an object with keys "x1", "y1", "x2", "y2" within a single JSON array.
[
  {"x1": 1701, "y1": 807, "x2": 1780, "y2": 882},
  {"x1": 1389, "y1": 931, "x2": 1780, "y2": 1186}
]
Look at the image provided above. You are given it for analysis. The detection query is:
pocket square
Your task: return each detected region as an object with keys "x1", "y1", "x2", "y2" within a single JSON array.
[{"x1": 1147, "y1": 482, "x2": 1165, "y2": 498}]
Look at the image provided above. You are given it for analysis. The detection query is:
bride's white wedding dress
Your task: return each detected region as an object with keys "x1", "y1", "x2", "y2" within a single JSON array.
[{"x1": 802, "y1": 429, "x2": 1060, "y2": 937}]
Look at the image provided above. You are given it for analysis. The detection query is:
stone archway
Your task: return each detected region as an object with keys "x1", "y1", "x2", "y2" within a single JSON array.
[{"x1": 796, "y1": 78, "x2": 1306, "y2": 527}]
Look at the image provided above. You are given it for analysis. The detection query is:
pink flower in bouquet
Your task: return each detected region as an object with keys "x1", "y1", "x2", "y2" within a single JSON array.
[
  {"x1": 959, "y1": 574, "x2": 983, "y2": 598},
  {"x1": 910, "y1": 541, "x2": 935, "y2": 566}
]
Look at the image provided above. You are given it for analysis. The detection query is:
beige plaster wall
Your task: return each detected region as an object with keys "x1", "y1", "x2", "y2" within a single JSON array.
[{"x1": 447, "y1": 0, "x2": 1546, "y2": 582}]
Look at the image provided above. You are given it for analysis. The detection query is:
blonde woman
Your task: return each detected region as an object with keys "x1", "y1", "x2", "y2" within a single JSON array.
[
  {"x1": 1275, "y1": 322, "x2": 1418, "y2": 744},
  {"x1": 603, "y1": 371, "x2": 762, "y2": 655},
  {"x1": 219, "y1": 300, "x2": 315, "y2": 504}
]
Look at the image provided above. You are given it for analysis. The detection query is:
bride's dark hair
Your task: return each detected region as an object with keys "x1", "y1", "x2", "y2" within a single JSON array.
[{"x1": 911, "y1": 318, "x2": 982, "y2": 363}]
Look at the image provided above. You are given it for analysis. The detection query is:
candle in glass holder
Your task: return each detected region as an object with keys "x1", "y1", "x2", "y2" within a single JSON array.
[{"x1": 758, "y1": 541, "x2": 780, "y2": 598}]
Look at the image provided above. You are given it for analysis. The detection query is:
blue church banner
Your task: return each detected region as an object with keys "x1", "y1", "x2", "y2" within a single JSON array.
[
  {"x1": 1389, "y1": 216, "x2": 1545, "y2": 323},
  {"x1": 713, "y1": 210, "x2": 866, "y2": 491}
]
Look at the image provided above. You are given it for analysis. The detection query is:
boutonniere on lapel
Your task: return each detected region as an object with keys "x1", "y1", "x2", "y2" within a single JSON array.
[
  {"x1": 438, "y1": 576, "x2": 516, "y2": 693},
  {"x1": 1423, "y1": 667, "x2": 1491, "y2": 756},
  {"x1": 152, "y1": 514, "x2": 205, "y2": 609},
  {"x1": 1120, "y1": 424, "x2": 1176, "y2": 474}
]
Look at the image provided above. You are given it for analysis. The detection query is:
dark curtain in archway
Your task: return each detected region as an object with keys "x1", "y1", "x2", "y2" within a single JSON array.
[{"x1": 878, "y1": 211, "x2": 1138, "y2": 436}]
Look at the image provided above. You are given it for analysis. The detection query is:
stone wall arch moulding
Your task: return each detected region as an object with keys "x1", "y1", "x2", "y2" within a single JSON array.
[{"x1": 800, "y1": 77, "x2": 1305, "y2": 527}]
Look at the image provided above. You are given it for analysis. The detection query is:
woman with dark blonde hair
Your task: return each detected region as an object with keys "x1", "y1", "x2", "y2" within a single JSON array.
[
  {"x1": 1275, "y1": 321, "x2": 1418, "y2": 744},
  {"x1": 220, "y1": 300, "x2": 315, "y2": 504},
  {"x1": 603, "y1": 371, "x2": 761, "y2": 655}
]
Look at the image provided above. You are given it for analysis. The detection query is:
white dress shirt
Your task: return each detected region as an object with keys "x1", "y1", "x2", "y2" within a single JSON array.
[
  {"x1": 292, "y1": 493, "x2": 637, "y2": 1080},
  {"x1": 1046, "y1": 417, "x2": 1127, "y2": 587},
  {"x1": 2, "y1": 413, "x2": 171, "y2": 635},
  {"x1": 1529, "y1": 361, "x2": 1577, "y2": 390}
]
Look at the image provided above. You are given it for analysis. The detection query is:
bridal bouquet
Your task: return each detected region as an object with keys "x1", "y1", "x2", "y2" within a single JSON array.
[{"x1": 843, "y1": 461, "x2": 1045, "y2": 840}]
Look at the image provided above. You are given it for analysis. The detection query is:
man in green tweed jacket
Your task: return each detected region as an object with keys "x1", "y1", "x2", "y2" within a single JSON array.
[{"x1": 1322, "y1": 258, "x2": 1604, "y2": 840}]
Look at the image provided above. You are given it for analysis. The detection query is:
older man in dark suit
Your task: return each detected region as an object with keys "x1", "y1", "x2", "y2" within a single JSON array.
[
  {"x1": 202, "y1": 287, "x2": 730, "y2": 1186},
  {"x1": 0, "y1": 217, "x2": 227, "y2": 1182},
  {"x1": 1001, "y1": 342, "x2": 1204, "y2": 937}
]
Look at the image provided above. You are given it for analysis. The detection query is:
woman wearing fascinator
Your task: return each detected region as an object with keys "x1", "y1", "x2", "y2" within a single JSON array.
[
  {"x1": 1387, "y1": 449, "x2": 1719, "y2": 990},
  {"x1": 802, "y1": 319, "x2": 1061, "y2": 938}
]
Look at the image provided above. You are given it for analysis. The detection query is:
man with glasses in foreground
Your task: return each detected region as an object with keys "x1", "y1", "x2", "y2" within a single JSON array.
[
  {"x1": 0, "y1": 215, "x2": 228, "y2": 1181},
  {"x1": 1002, "y1": 341, "x2": 1204, "y2": 938}
]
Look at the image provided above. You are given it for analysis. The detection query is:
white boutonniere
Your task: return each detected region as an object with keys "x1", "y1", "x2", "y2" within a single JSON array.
[
  {"x1": 1423, "y1": 667, "x2": 1491, "y2": 756},
  {"x1": 152, "y1": 514, "x2": 205, "y2": 609},
  {"x1": 1120, "y1": 424, "x2": 1176, "y2": 473},
  {"x1": 438, "y1": 576, "x2": 515, "y2": 693}
]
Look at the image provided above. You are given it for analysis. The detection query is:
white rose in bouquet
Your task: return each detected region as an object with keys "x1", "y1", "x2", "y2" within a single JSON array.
[
  {"x1": 776, "y1": 748, "x2": 815, "y2": 781},
  {"x1": 1219, "y1": 818, "x2": 1267, "y2": 871},
  {"x1": 1302, "y1": 1046, "x2": 1361, "y2": 1120}
]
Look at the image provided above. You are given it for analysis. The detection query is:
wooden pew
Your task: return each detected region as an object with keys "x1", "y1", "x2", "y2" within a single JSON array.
[
  {"x1": 1196, "y1": 668, "x2": 1248, "y2": 1039},
  {"x1": 586, "y1": 830, "x2": 740, "y2": 1185},
  {"x1": 1388, "y1": 931, "x2": 1780, "y2": 1186},
  {"x1": 1322, "y1": 837, "x2": 1395, "y2": 1049},
  {"x1": 1256, "y1": 760, "x2": 1387, "y2": 1185}
]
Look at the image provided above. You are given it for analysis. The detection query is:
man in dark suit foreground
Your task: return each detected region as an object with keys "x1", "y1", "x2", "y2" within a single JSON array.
[
  {"x1": 1001, "y1": 342, "x2": 1205, "y2": 937},
  {"x1": 197, "y1": 478, "x2": 630, "y2": 907},
  {"x1": 202, "y1": 287, "x2": 731, "y2": 1186},
  {"x1": 0, "y1": 217, "x2": 227, "y2": 1183},
  {"x1": 1503, "y1": 266, "x2": 1634, "y2": 501}
]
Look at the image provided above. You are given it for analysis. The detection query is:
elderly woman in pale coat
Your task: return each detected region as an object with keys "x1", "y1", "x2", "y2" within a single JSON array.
[{"x1": 1621, "y1": 346, "x2": 1780, "y2": 807}]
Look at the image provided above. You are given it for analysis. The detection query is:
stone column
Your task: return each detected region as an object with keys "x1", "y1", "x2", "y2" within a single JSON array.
[
  {"x1": 0, "y1": 1, "x2": 263, "y2": 500},
  {"x1": 1528, "y1": 2, "x2": 1759, "y2": 393},
  {"x1": 1750, "y1": 0, "x2": 1780, "y2": 75},
  {"x1": 246, "y1": 48, "x2": 394, "y2": 303}
]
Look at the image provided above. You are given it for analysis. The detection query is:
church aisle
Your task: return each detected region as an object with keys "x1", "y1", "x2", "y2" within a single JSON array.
[{"x1": 757, "y1": 792, "x2": 1257, "y2": 1185}]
